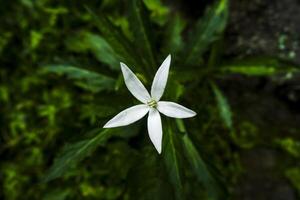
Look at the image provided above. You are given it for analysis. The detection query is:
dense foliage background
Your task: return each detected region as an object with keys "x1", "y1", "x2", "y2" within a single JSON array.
[{"x1": 1, "y1": 0, "x2": 300, "y2": 199}]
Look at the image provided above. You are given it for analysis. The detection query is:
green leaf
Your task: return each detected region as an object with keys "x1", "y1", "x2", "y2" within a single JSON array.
[
  {"x1": 43, "y1": 129, "x2": 113, "y2": 182},
  {"x1": 0, "y1": 32, "x2": 12, "y2": 55},
  {"x1": 220, "y1": 57, "x2": 300, "y2": 76},
  {"x1": 143, "y1": 0, "x2": 170, "y2": 25},
  {"x1": 275, "y1": 138, "x2": 300, "y2": 158},
  {"x1": 129, "y1": 0, "x2": 156, "y2": 71},
  {"x1": 211, "y1": 83, "x2": 232, "y2": 129},
  {"x1": 65, "y1": 32, "x2": 119, "y2": 70},
  {"x1": 222, "y1": 66, "x2": 278, "y2": 76},
  {"x1": 42, "y1": 65, "x2": 115, "y2": 93},
  {"x1": 162, "y1": 14, "x2": 186, "y2": 56},
  {"x1": 221, "y1": 61, "x2": 277, "y2": 76},
  {"x1": 163, "y1": 121, "x2": 184, "y2": 200},
  {"x1": 30, "y1": 30, "x2": 43, "y2": 49},
  {"x1": 182, "y1": 134, "x2": 228, "y2": 200},
  {"x1": 43, "y1": 189, "x2": 71, "y2": 200},
  {"x1": 86, "y1": 8, "x2": 140, "y2": 70},
  {"x1": 285, "y1": 167, "x2": 300, "y2": 193},
  {"x1": 127, "y1": 148, "x2": 174, "y2": 200},
  {"x1": 183, "y1": 0, "x2": 228, "y2": 65}
]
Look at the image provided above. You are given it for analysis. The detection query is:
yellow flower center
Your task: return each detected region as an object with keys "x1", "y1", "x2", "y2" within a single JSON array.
[{"x1": 147, "y1": 99, "x2": 157, "y2": 108}]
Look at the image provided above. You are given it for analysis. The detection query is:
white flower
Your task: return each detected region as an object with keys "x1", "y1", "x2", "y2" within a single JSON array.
[{"x1": 103, "y1": 55, "x2": 196, "y2": 154}]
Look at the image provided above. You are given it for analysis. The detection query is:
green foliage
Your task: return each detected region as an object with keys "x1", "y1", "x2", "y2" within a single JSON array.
[
  {"x1": 182, "y1": 135, "x2": 227, "y2": 200},
  {"x1": 275, "y1": 138, "x2": 300, "y2": 158},
  {"x1": 223, "y1": 66, "x2": 278, "y2": 76},
  {"x1": 220, "y1": 58, "x2": 299, "y2": 76},
  {"x1": 211, "y1": 82, "x2": 233, "y2": 129},
  {"x1": 143, "y1": 0, "x2": 170, "y2": 25},
  {"x1": 231, "y1": 121, "x2": 258, "y2": 149},
  {"x1": 42, "y1": 65, "x2": 115, "y2": 93},
  {"x1": 43, "y1": 129, "x2": 113, "y2": 182},
  {"x1": 87, "y1": 8, "x2": 140, "y2": 70},
  {"x1": 285, "y1": 168, "x2": 300, "y2": 195},
  {"x1": 65, "y1": 32, "x2": 119, "y2": 70},
  {"x1": 43, "y1": 189, "x2": 71, "y2": 200},
  {"x1": 162, "y1": 15, "x2": 186, "y2": 56},
  {"x1": 129, "y1": 0, "x2": 157, "y2": 72},
  {"x1": 127, "y1": 148, "x2": 174, "y2": 200},
  {"x1": 163, "y1": 121, "x2": 184, "y2": 200},
  {"x1": 183, "y1": 0, "x2": 228, "y2": 65},
  {"x1": 1, "y1": 0, "x2": 299, "y2": 199}
]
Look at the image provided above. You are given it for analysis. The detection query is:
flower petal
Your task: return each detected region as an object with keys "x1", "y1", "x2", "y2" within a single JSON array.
[
  {"x1": 103, "y1": 104, "x2": 149, "y2": 128},
  {"x1": 147, "y1": 108, "x2": 163, "y2": 154},
  {"x1": 151, "y1": 54, "x2": 171, "y2": 101},
  {"x1": 121, "y1": 62, "x2": 151, "y2": 103},
  {"x1": 157, "y1": 101, "x2": 196, "y2": 118}
]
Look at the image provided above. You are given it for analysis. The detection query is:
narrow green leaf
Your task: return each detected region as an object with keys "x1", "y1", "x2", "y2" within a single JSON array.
[
  {"x1": 222, "y1": 65, "x2": 278, "y2": 76},
  {"x1": 285, "y1": 167, "x2": 300, "y2": 193},
  {"x1": 65, "y1": 32, "x2": 119, "y2": 70},
  {"x1": 163, "y1": 121, "x2": 184, "y2": 200},
  {"x1": 221, "y1": 64, "x2": 299, "y2": 77},
  {"x1": 127, "y1": 148, "x2": 174, "y2": 200},
  {"x1": 43, "y1": 189, "x2": 71, "y2": 200},
  {"x1": 275, "y1": 138, "x2": 300, "y2": 158},
  {"x1": 162, "y1": 14, "x2": 186, "y2": 56},
  {"x1": 143, "y1": 0, "x2": 170, "y2": 25},
  {"x1": 86, "y1": 8, "x2": 140, "y2": 70},
  {"x1": 184, "y1": 0, "x2": 228, "y2": 65},
  {"x1": 182, "y1": 134, "x2": 228, "y2": 200},
  {"x1": 83, "y1": 33, "x2": 118, "y2": 69},
  {"x1": 43, "y1": 129, "x2": 113, "y2": 182},
  {"x1": 129, "y1": 0, "x2": 156, "y2": 70},
  {"x1": 42, "y1": 65, "x2": 115, "y2": 93},
  {"x1": 220, "y1": 57, "x2": 300, "y2": 76},
  {"x1": 211, "y1": 83, "x2": 232, "y2": 129}
]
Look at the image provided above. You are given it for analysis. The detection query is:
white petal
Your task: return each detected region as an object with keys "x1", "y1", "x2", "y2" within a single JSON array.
[
  {"x1": 103, "y1": 104, "x2": 149, "y2": 128},
  {"x1": 157, "y1": 101, "x2": 196, "y2": 118},
  {"x1": 121, "y1": 63, "x2": 151, "y2": 103},
  {"x1": 147, "y1": 108, "x2": 163, "y2": 154},
  {"x1": 151, "y1": 54, "x2": 171, "y2": 101}
]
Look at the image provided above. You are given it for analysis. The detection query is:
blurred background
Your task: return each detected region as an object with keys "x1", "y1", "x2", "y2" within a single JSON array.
[{"x1": 0, "y1": 0, "x2": 300, "y2": 199}]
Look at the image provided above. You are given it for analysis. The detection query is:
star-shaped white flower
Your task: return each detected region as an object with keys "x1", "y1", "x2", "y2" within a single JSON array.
[{"x1": 103, "y1": 55, "x2": 196, "y2": 154}]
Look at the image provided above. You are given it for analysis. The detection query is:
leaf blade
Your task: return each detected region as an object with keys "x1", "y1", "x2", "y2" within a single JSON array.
[
  {"x1": 43, "y1": 129, "x2": 113, "y2": 182},
  {"x1": 162, "y1": 14, "x2": 186, "y2": 56},
  {"x1": 86, "y1": 7, "x2": 140, "y2": 69},
  {"x1": 42, "y1": 65, "x2": 115, "y2": 93},
  {"x1": 220, "y1": 58, "x2": 299, "y2": 76},
  {"x1": 65, "y1": 32, "x2": 119, "y2": 70},
  {"x1": 163, "y1": 121, "x2": 184, "y2": 200},
  {"x1": 182, "y1": 134, "x2": 228, "y2": 200},
  {"x1": 211, "y1": 83, "x2": 233, "y2": 129},
  {"x1": 183, "y1": 0, "x2": 228, "y2": 65},
  {"x1": 129, "y1": 0, "x2": 156, "y2": 70}
]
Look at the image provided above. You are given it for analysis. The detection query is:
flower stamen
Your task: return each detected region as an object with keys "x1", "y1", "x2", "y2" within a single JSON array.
[{"x1": 147, "y1": 99, "x2": 157, "y2": 108}]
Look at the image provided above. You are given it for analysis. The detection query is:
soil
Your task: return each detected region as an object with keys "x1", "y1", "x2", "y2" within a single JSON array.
[
  {"x1": 223, "y1": 0, "x2": 300, "y2": 199},
  {"x1": 226, "y1": 0, "x2": 300, "y2": 63}
]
